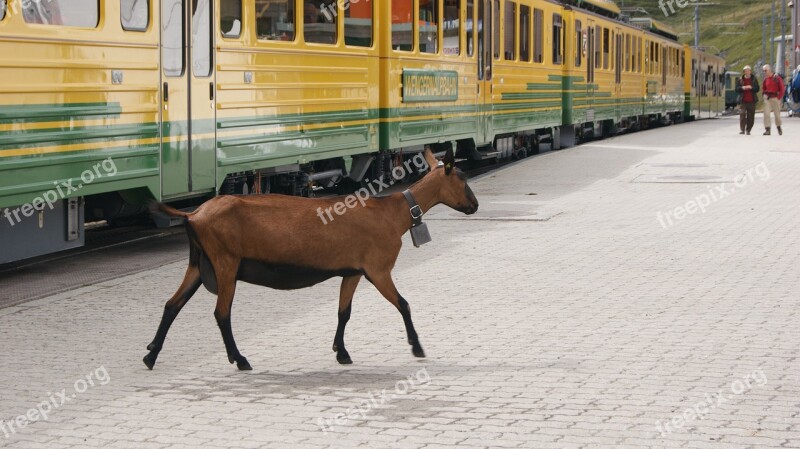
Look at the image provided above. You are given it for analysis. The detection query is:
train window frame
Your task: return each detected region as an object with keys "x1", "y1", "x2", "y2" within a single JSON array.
[
  {"x1": 392, "y1": 0, "x2": 413, "y2": 52},
  {"x1": 466, "y1": 0, "x2": 475, "y2": 57},
  {"x1": 533, "y1": 8, "x2": 543, "y2": 64},
  {"x1": 519, "y1": 4, "x2": 530, "y2": 62},
  {"x1": 122, "y1": 0, "x2": 150, "y2": 32},
  {"x1": 594, "y1": 25, "x2": 601, "y2": 70},
  {"x1": 192, "y1": 0, "x2": 213, "y2": 78},
  {"x1": 305, "y1": 0, "x2": 338, "y2": 45},
  {"x1": 551, "y1": 13, "x2": 563, "y2": 65},
  {"x1": 574, "y1": 19, "x2": 581, "y2": 68},
  {"x1": 23, "y1": 0, "x2": 100, "y2": 28},
  {"x1": 345, "y1": 0, "x2": 374, "y2": 48},
  {"x1": 492, "y1": 0, "x2": 499, "y2": 60},
  {"x1": 624, "y1": 34, "x2": 630, "y2": 72},
  {"x1": 220, "y1": 0, "x2": 242, "y2": 38},
  {"x1": 602, "y1": 28, "x2": 609, "y2": 70},
  {"x1": 442, "y1": 0, "x2": 460, "y2": 56},
  {"x1": 162, "y1": 0, "x2": 185, "y2": 77},
  {"x1": 420, "y1": 0, "x2": 440, "y2": 54},
  {"x1": 256, "y1": 0, "x2": 296, "y2": 42},
  {"x1": 503, "y1": 0, "x2": 515, "y2": 61}
]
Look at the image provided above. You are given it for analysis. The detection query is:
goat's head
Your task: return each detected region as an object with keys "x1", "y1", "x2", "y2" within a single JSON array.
[{"x1": 423, "y1": 148, "x2": 479, "y2": 215}]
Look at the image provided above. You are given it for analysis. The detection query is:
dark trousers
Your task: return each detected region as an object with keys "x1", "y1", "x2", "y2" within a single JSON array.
[{"x1": 740, "y1": 102, "x2": 756, "y2": 132}]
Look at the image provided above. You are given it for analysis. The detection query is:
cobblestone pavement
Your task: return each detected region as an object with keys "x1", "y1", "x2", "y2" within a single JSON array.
[{"x1": 1, "y1": 116, "x2": 798, "y2": 449}]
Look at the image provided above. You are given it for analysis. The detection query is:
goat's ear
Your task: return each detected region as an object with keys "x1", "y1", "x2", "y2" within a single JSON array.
[
  {"x1": 443, "y1": 147, "x2": 455, "y2": 175},
  {"x1": 423, "y1": 148, "x2": 437, "y2": 172}
]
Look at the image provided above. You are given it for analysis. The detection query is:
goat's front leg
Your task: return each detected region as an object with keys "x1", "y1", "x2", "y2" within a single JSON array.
[
  {"x1": 368, "y1": 273, "x2": 425, "y2": 358},
  {"x1": 333, "y1": 275, "x2": 362, "y2": 364},
  {"x1": 213, "y1": 267, "x2": 251, "y2": 371}
]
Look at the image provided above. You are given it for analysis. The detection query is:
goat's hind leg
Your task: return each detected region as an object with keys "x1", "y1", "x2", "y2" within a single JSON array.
[
  {"x1": 143, "y1": 264, "x2": 202, "y2": 370},
  {"x1": 368, "y1": 273, "x2": 425, "y2": 359},
  {"x1": 333, "y1": 275, "x2": 362, "y2": 365},
  {"x1": 213, "y1": 268, "x2": 251, "y2": 371}
]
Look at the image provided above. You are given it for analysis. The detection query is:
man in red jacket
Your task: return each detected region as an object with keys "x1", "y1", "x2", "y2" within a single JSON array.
[{"x1": 762, "y1": 64, "x2": 785, "y2": 136}]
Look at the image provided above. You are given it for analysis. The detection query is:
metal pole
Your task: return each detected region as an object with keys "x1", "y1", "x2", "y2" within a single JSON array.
[
  {"x1": 770, "y1": 0, "x2": 775, "y2": 67},
  {"x1": 763, "y1": 16, "x2": 767, "y2": 72},
  {"x1": 694, "y1": 5, "x2": 700, "y2": 49},
  {"x1": 780, "y1": 0, "x2": 787, "y2": 75}
]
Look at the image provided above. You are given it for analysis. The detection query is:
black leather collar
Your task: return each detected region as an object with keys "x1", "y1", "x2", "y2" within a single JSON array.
[{"x1": 402, "y1": 190, "x2": 424, "y2": 227}]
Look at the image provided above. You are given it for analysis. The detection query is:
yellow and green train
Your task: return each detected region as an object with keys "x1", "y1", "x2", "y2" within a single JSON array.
[{"x1": 0, "y1": 0, "x2": 725, "y2": 263}]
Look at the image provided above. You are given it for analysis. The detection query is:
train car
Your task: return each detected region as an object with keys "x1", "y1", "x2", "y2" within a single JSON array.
[
  {"x1": 684, "y1": 45, "x2": 726, "y2": 120},
  {"x1": 630, "y1": 18, "x2": 684, "y2": 125},
  {"x1": 0, "y1": 0, "x2": 725, "y2": 264}
]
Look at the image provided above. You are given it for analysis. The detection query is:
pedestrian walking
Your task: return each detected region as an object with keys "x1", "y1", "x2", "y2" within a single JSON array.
[
  {"x1": 735, "y1": 65, "x2": 759, "y2": 135},
  {"x1": 789, "y1": 65, "x2": 800, "y2": 118},
  {"x1": 761, "y1": 64, "x2": 785, "y2": 135}
]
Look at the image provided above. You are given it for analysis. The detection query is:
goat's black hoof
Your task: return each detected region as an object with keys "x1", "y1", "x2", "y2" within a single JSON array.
[
  {"x1": 228, "y1": 354, "x2": 236, "y2": 364},
  {"x1": 336, "y1": 350, "x2": 353, "y2": 365},
  {"x1": 237, "y1": 358, "x2": 252, "y2": 371},
  {"x1": 143, "y1": 354, "x2": 157, "y2": 370},
  {"x1": 332, "y1": 343, "x2": 339, "y2": 353},
  {"x1": 412, "y1": 345, "x2": 426, "y2": 358}
]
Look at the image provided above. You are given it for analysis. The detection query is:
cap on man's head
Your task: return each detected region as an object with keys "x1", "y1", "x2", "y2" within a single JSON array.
[{"x1": 743, "y1": 65, "x2": 752, "y2": 71}]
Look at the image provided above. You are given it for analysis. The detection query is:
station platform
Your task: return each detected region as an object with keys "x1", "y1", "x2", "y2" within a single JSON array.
[{"x1": 1, "y1": 115, "x2": 799, "y2": 449}]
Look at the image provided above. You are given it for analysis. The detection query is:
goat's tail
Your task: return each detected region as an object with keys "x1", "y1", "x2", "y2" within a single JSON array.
[{"x1": 147, "y1": 201, "x2": 191, "y2": 219}]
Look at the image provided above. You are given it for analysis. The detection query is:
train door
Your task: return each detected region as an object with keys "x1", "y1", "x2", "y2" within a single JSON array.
[
  {"x1": 477, "y1": 0, "x2": 495, "y2": 145},
  {"x1": 585, "y1": 19, "x2": 596, "y2": 120},
  {"x1": 160, "y1": 0, "x2": 217, "y2": 198}
]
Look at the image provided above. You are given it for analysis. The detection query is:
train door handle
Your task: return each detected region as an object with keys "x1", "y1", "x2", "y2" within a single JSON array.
[{"x1": 163, "y1": 82, "x2": 169, "y2": 102}]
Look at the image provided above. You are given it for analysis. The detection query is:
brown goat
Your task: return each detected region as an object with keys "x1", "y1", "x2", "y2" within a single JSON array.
[{"x1": 143, "y1": 148, "x2": 478, "y2": 370}]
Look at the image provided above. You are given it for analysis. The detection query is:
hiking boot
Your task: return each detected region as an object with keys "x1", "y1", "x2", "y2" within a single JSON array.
[
  {"x1": 740, "y1": 130, "x2": 745, "y2": 135},
  {"x1": 777, "y1": 126, "x2": 782, "y2": 135},
  {"x1": 746, "y1": 131, "x2": 751, "y2": 135},
  {"x1": 763, "y1": 128, "x2": 771, "y2": 135}
]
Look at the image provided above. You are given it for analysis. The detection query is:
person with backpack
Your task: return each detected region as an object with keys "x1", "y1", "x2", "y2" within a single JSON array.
[
  {"x1": 761, "y1": 64, "x2": 785, "y2": 135},
  {"x1": 735, "y1": 65, "x2": 759, "y2": 135}
]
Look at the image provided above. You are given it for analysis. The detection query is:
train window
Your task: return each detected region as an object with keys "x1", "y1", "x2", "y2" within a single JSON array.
[
  {"x1": 442, "y1": 0, "x2": 459, "y2": 55},
  {"x1": 625, "y1": 34, "x2": 630, "y2": 72},
  {"x1": 594, "y1": 25, "x2": 600, "y2": 69},
  {"x1": 492, "y1": 0, "x2": 499, "y2": 59},
  {"x1": 533, "y1": 8, "x2": 543, "y2": 63},
  {"x1": 637, "y1": 37, "x2": 642, "y2": 72},
  {"x1": 122, "y1": 0, "x2": 149, "y2": 31},
  {"x1": 192, "y1": 0, "x2": 212, "y2": 77},
  {"x1": 520, "y1": 5, "x2": 530, "y2": 62},
  {"x1": 552, "y1": 14, "x2": 563, "y2": 65},
  {"x1": 466, "y1": 0, "x2": 475, "y2": 57},
  {"x1": 392, "y1": 0, "x2": 413, "y2": 51},
  {"x1": 573, "y1": 19, "x2": 581, "y2": 67},
  {"x1": 23, "y1": 0, "x2": 99, "y2": 27},
  {"x1": 220, "y1": 0, "x2": 241, "y2": 38},
  {"x1": 680, "y1": 50, "x2": 685, "y2": 77},
  {"x1": 345, "y1": 0, "x2": 373, "y2": 47},
  {"x1": 420, "y1": 0, "x2": 439, "y2": 53},
  {"x1": 256, "y1": 0, "x2": 295, "y2": 41},
  {"x1": 503, "y1": 1, "x2": 514, "y2": 60},
  {"x1": 1, "y1": 0, "x2": 6, "y2": 21},
  {"x1": 602, "y1": 28, "x2": 609, "y2": 70},
  {"x1": 305, "y1": 0, "x2": 337, "y2": 44},
  {"x1": 162, "y1": 0, "x2": 185, "y2": 77}
]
